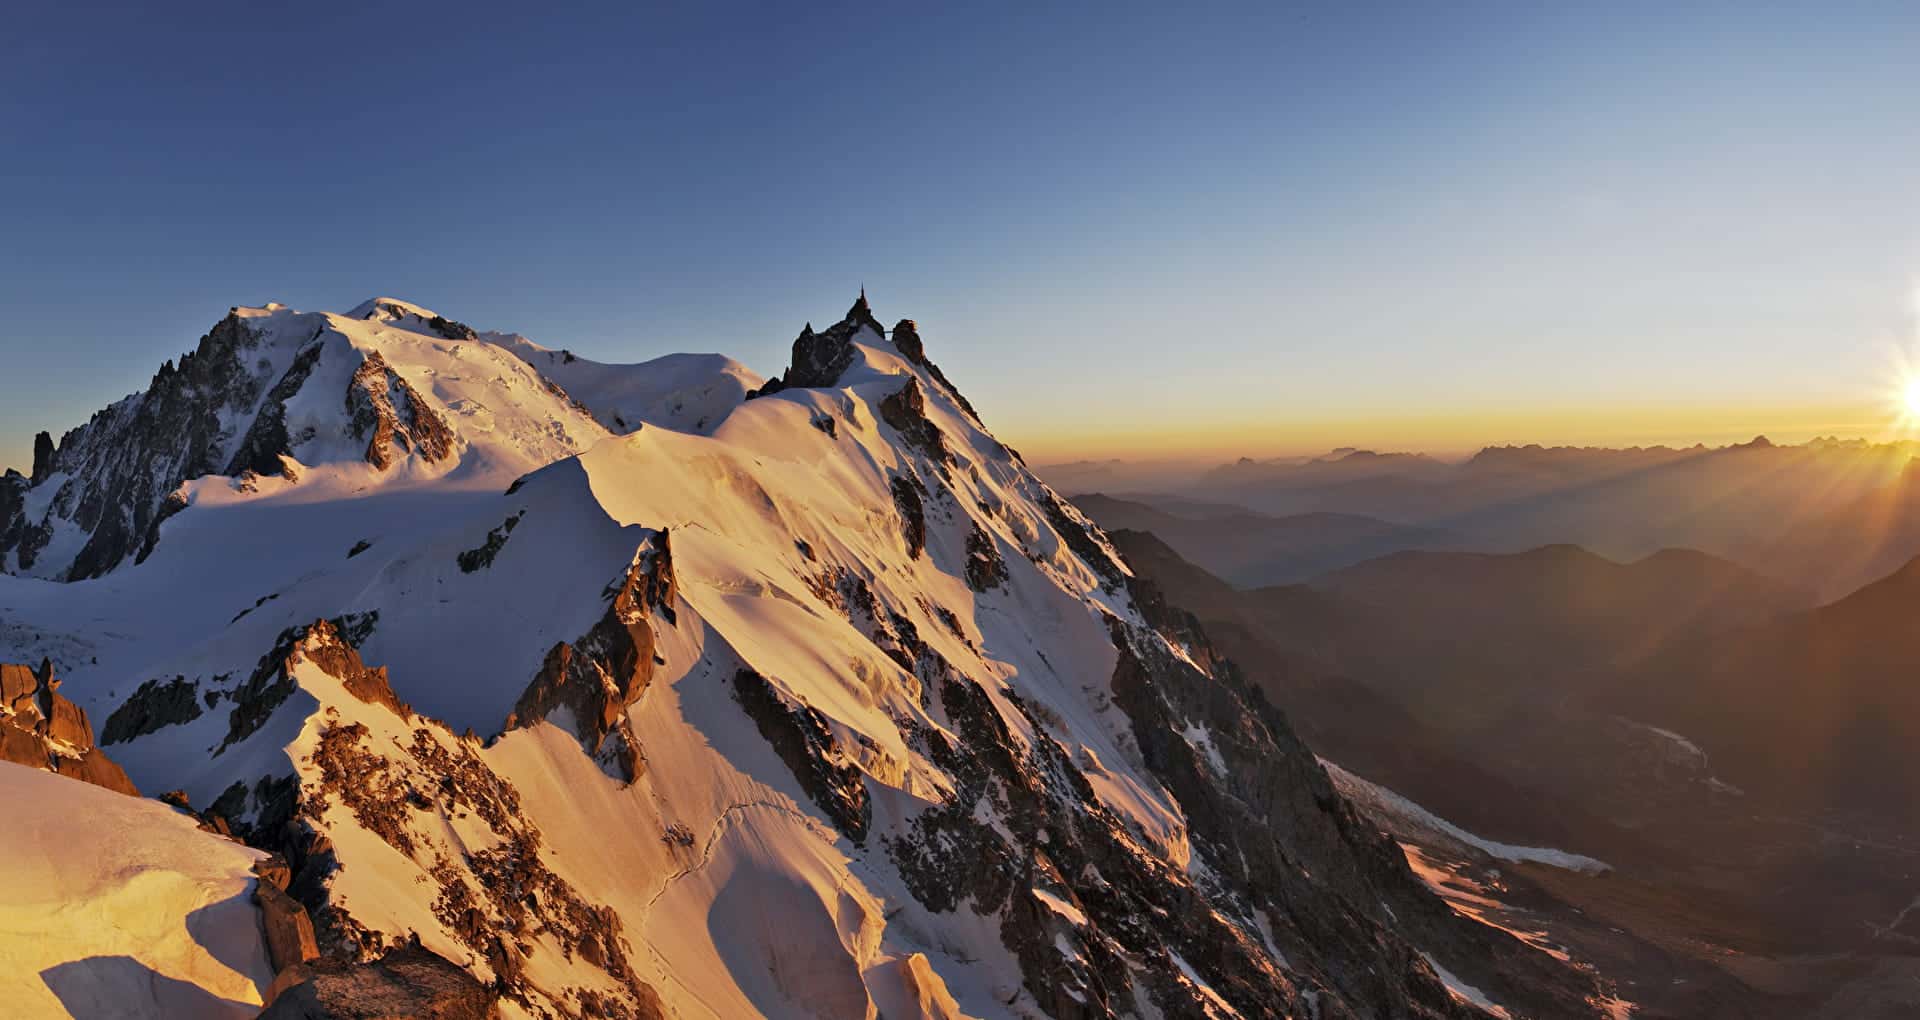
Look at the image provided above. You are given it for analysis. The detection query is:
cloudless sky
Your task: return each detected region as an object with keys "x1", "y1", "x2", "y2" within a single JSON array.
[{"x1": 7, "y1": 1, "x2": 1920, "y2": 471}]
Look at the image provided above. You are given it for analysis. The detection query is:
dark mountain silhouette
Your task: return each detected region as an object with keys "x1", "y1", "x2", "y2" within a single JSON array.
[{"x1": 1607, "y1": 554, "x2": 1920, "y2": 830}]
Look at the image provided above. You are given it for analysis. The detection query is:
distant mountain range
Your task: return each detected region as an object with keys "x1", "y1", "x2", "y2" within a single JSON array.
[
  {"x1": 1070, "y1": 492, "x2": 1466, "y2": 586},
  {"x1": 1049, "y1": 440, "x2": 1920, "y2": 601}
]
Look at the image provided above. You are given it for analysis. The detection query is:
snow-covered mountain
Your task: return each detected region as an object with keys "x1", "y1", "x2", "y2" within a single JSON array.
[{"x1": 0, "y1": 295, "x2": 1611, "y2": 1018}]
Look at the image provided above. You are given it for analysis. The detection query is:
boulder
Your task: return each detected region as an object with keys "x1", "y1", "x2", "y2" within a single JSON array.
[{"x1": 254, "y1": 879, "x2": 320, "y2": 972}]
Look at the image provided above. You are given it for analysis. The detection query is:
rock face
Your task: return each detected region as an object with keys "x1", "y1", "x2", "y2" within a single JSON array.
[
  {"x1": 1, "y1": 299, "x2": 606, "y2": 580},
  {"x1": 347, "y1": 350, "x2": 456, "y2": 471},
  {"x1": 2, "y1": 312, "x2": 277, "y2": 579},
  {"x1": 791, "y1": 293, "x2": 886, "y2": 386},
  {"x1": 879, "y1": 376, "x2": 951, "y2": 465},
  {"x1": 0, "y1": 659, "x2": 138, "y2": 795},
  {"x1": 100, "y1": 674, "x2": 203, "y2": 745},
  {"x1": 258, "y1": 944, "x2": 502, "y2": 1020},
  {"x1": 29, "y1": 430, "x2": 54, "y2": 483},
  {"x1": 731, "y1": 667, "x2": 872, "y2": 841},
  {"x1": 889, "y1": 317, "x2": 981, "y2": 423},
  {"x1": 506, "y1": 532, "x2": 676, "y2": 782},
  {"x1": 226, "y1": 339, "x2": 326, "y2": 479}
]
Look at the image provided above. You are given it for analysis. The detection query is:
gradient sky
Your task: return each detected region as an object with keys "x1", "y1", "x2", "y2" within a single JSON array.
[{"x1": 7, "y1": 2, "x2": 1920, "y2": 472}]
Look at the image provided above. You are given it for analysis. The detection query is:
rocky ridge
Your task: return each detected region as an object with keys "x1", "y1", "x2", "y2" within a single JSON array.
[{"x1": 0, "y1": 658, "x2": 138, "y2": 795}]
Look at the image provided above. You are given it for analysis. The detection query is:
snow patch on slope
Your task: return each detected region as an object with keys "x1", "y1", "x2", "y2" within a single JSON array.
[
  {"x1": 0, "y1": 762, "x2": 272, "y2": 1019},
  {"x1": 1324, "y1": 759, "x2": 1610, "y2": 874}
]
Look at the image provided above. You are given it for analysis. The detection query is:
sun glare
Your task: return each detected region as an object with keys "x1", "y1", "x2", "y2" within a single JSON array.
[{"x1": 1906, "y1": 378, "x2": 1920, "y2": 419}]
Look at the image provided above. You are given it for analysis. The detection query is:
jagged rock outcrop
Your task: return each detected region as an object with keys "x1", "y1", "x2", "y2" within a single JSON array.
[
  {"x1": 730, "y1": 667, "x2": 872, "y2": 841},
  {"x1": 457, "y1": 512, "x2": 523, "y2": 573},
  {"x1": 187, "y1": 619, "x2": 670, "y2": 1018},
  {"x1": 2, "y1": 299, "x2": 602, "y2": 580},
  {"x1": 29, "y1": 430, "x2": 54, "y2": 483},
  {"x1": 890, "y1": 318, "x2": 982, "y2": 423},
  {"x1": 890, "y1": 474, "x2": 928, "y2": 559},
  {"x1": 758, "y1": 291, "x2": 890, "y2": 393},
  {"x1": 220, "y1": 615, "x2": 398, "y2": 754},
  {"x1": 3, "y1": 312, "x2": 278, "y2": 579},
  {"x1": 0, "y1": 659, "x2": 138, "y2": 795},
  {"x1": 258, "y1": 944, "x2": 502, "y2": 1020},
  {"x1": 254, "y1": 855, "x2": 322, "y2": 977},
  {"x1": 347, "y1": 350, "x2": 456, "y2": 470},
  {"x1": 0, "y1": 470, "x2": 38, "y2": 568},
  {"x1": 879, "y1": 376, "x2": 951, "y2": 465},
  {"x1": 100, "y1": 674, "x2": 204, "y2": 745},
  {"x1": 226, "y1": 338, "x2": 325, "y2": 478},
  {"x1": 964, "y1": 520, "x2": 1008, "y2": 591},
  {"x1": 505, "y1": 533, "x2": 676, "y2": 782}
]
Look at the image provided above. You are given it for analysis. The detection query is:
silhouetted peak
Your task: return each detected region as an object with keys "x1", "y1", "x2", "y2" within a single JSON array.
[{"x1": 30, "y1": 431, "x2": 54, "y2": 484}]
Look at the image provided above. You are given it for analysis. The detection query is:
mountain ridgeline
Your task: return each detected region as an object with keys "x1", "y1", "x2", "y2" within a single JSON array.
[{"x1": 0, "y1": 296, "x2": 1616, "y2": 1017}]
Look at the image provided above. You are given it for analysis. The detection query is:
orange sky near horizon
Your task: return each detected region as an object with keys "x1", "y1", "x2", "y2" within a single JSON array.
[{"x1": 997, "y1": 397, "x2": 1918, "y2": 464}]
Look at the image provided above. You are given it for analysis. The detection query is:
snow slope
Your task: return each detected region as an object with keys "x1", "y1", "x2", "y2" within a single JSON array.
[
  {"x1": 482, "y1": 332, "x2": 762, "y2": 435},
  {"x1": 0, "y1": 761, "x2": 273, "y2": 1019},
  {"x1": 0, "y1": 295, "x2": 1609, "y2": 1019}
]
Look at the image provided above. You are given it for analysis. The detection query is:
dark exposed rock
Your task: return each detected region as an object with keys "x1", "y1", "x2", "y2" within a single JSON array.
[
  {"x1": 30, "y1": 430, "x2": 54, "y2": 483},
  {"x1": 743, "y1": 375, "x2": 787, "y2": 400},
  {"x1": 878, "y1": 377, "x2": 950, "y2": 465},
  {"x1": 427, "y1": 315, "x2": 478, "y2": 341},
  {"x1": 1105, "y1": 565, "x2": 1607, "y2": 1017},
  {"x1": 964, "y1": 521, "x2": 1007, "y2": 592},
  {"x1": 256, "y1": 877, "x2": 322, "y2": 972},
  {"x1": 890, "y1": 318, "x2": 982, "y2": 423},
  {"x1": 226, "y1": 337, "x2": 325, "y2": 478},
  {"x1": 873, "y1": 490, "x2": 1610, "y2": 1017},
  {"x1": 730, "y1": 667, "x2": 871, "y2": 842},
  {"x1": 1042, "y1": 491, "x2": 1128, "y2": 592},
  {"x1": 100, "y1": 674, "x2": 202, "y2": 745},
  {"x1": 809, "y1": 413, "x2": 837, "y2": 437},
  {"x1": 505, "y1": 533, "x2": 675, "y2": 782},
  {"x1": 890, "y1": 318, "x2": 926, "y2": 364},
  {"x1": 254, "y1": 852, "x2": 294, "y2": 891},
  {"x1": 6, "y1": 312, "x2": 273, "y2": 579},
  {"x1": 347, "y1": 539, "x2": 372, "y2": 558},
  {"x1": 0, "y1": 659, "x2": 139, "y2": 796},
  {"x1": 456, "y1": 512, "x2": 522, "y2": 573},
  {"x1": 287, "y1": 675, "x2": 666, "y2": 1016},
  {"x1": 346, "y1": 350, "x2": 456, "y2": 471},
  {"x1": 785, "y1": 322, "x2": 856, "y2": 390},
  {"x1": 257, "y1": 944, "x2": 502, "y2": 1020},
  {"x1": 0, "y1": 470, "x2": 42, "y2": 569},
  {"x1": 222, "y1": 615, "x2": 397, "y2": 754},
  {"x1": 781, "y1": 294, "x2": 887, "y2": 389},
  {"x1": 890, "y1": 474, "x2": 927, "y2": 560},
  {"x1": 133, "y1": 487, "x2": 190, "y2": 566}
]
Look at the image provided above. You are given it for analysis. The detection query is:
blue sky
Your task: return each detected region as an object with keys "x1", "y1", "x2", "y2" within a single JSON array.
[{"x1": 6, "y1": 2, "x2": 1920, "y2": 470}]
